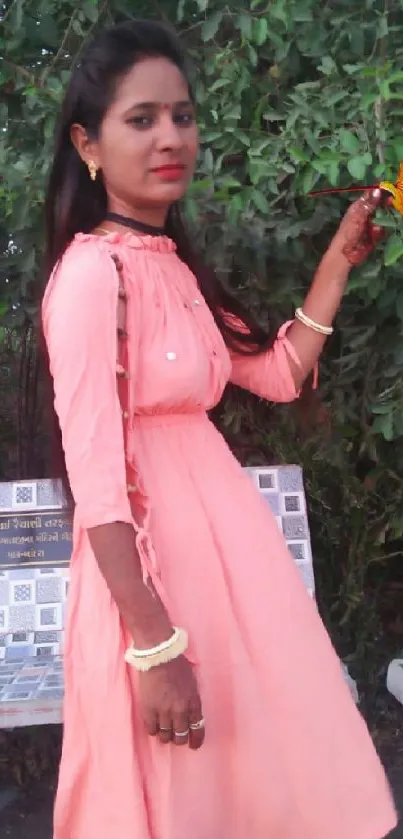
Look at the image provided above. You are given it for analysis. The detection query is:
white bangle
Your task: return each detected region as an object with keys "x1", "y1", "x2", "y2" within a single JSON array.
[
  {"x1": 295, "y1": 307, "x2": 334, "y2": 336},
  {"x1": 129, "y1": 627, "x2": 182, "y2": 658},
  {"x1": 124, "y1": 627, "x2": 188, "y2": 672}
]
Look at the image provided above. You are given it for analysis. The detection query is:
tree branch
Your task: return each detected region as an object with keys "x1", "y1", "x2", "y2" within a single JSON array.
[
  {"x1": 43, "y1": 9, "x2": 79, "y2": 78},
  {"x1": 0, "y1": 0, "x2": 19, "y2": 26}
]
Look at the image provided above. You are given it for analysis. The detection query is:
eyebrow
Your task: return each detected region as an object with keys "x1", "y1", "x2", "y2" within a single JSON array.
[{"x1": 123, "y1": 99, "x2": 193, "y2": 115}]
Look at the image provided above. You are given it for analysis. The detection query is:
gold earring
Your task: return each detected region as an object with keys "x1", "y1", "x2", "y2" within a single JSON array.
[{"x1": 88, "y1": 160, "x2": 98, "y2": 182}]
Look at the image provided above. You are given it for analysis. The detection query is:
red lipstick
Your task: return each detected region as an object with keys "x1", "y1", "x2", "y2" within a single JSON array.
[{"x1": 151, "y1": 164, "x2": 186, "y2": 181}]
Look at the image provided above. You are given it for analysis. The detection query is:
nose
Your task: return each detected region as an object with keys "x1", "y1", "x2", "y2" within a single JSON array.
[{"x1": 155, "y1": 111, "x2": 183, "y2": 151}]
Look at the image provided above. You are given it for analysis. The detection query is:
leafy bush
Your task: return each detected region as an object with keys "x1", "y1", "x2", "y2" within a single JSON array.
[{"x1": 1, "y1": 0, "x2": 403, "y2": 664}]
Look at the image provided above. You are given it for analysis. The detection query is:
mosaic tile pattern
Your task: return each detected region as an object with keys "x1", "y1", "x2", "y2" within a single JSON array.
[
  {"x1": 0, "y1": 567, "x2": 69, "y2": 658},
  {"x1": 0, "y1": 657, "x2": 64, "y2": 727},
  {"x1": 0, "y1": 479, "x2": 66, "y2": 513},
  {"x1": 0, "y1": 480, "x2": 70, "y2": 669},
  {"x1": 245, "y1": 465, "x2": 315, "y2": 597},
  {"x1": 0, "y1": 467, "x2": 316, "y2": 727}
]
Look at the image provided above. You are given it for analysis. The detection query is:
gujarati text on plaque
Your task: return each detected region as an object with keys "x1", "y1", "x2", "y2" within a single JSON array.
[{"x1": 0, "y1": 511, "x2": 72, "y2": 569}]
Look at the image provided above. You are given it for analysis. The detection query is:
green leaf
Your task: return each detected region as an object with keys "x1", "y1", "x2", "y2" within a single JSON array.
[
  {"x1": 201, "y1": 12, "x2": 222, "y2": 42},
  {"x1": 203, "y1": 148, "x2": 214, "y2": 172},
  {"x1": 224, "y1": 105, "x2": 241, "y2": 121},
  {"x1": 343, "y1": 64, "x2": 362, "y2": 75},
  {"x1": 247, "y1": 44, "x2": 258, "y2": 67},
  {"x1": 185, "y1": 197, "x2": 198, "y2": 223},
  {"x1": 384, "y1": 234, "x2": 403, "y2": 267},
  {"x1": 319, "y1": 56, "x2": 337, "y2": 75},
  {"x1": 372, "y1": 413, "x2": 394, "y2": 441},
  {"x1": 82, "y1": 0, "x2": 99, "y2": 23},
  {"x1": 237, "y1": 13, "x2": 252, "y2": 40},
  {"x1": 254, "y1": 18, "x2": 268, "y2": 46},
  {"x1": 347, "y1": 154, "x2": 372, "y2": 180},
  {"x1": 176, "y1": 0, "x2": 186, "y2": 21},
  {"x1": 269, "y1": 0, "x2": 290, "y2": 28},
  {"x1": 228, "y1": 193, "x2": 244, "y2": 224},
  {"x1": 233, "y1": 129, "x2": 250, "y2": 146},
  {"x1": 72, "y1": 18, "x2": 84, "y2": 37},
  {"x1": 188, "y1": 177, "x2": 214, "y2": 195},
  {"x1": 289, "y1": 147, "x2": 309, "y2": 163},
  {"x1": 0, "y1": 301, "x2": 9, "y2": 319},
  {"x1": 301, "y1": 168, "x2": 319, "y2": 194},
  {"x1": 251, "y1": 189, "x2": 270, "y2": 214},
  {"x1": 377, "y1": 16, "x2": 388, "y2": 38},
  {"x1": 209, "y1": 78, "x2": 231, "y2": 93},
  {"x1": 340, "y1": 130, "x2": 360, "y2": 155},
  {"x1": 10, "y1": 0, "x2": 23, "y2": 30},
  {"x1": 370, "y1": 403, "x2": 393, "y2": 415},
  {"x1": 200, "y1": 130, "x2": 222, "y2": 142},
  {"x1": 293, "y1": 8, "x2": 313, "y2": 21},
  {"x1": 329, "y1": 160, "x2": 340, "y2": 186}
]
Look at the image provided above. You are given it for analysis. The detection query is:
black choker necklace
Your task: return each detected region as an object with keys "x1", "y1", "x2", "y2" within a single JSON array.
[{"x1": 105, "y1": 212, "x2": 166, "y2": 237}]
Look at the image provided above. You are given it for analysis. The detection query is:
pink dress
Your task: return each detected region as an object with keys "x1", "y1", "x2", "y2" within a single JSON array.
[{"x1": 43, "y1": 231, "x2": 396, "y2": 839}]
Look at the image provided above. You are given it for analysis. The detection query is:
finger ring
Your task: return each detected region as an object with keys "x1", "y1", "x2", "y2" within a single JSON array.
[
  {"x1": 174, "y1": 729, "x2": 189, "y2": 738},
  {"x1": 189, "y1": 718, "x2": 205, "y2": 730},
  {"x1": 159, "y1": 727, "x2": 172, "y2": 733}
]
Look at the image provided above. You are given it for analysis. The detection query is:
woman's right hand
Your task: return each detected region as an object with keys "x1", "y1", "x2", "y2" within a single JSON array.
[{"x1": 139, "y1": 655, "x2": 205, "y2": 750}]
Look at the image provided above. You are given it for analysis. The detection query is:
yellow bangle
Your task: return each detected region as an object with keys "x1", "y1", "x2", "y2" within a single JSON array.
[{"x1": 295, "y1": 307, "x2": 333, "y2": 336}]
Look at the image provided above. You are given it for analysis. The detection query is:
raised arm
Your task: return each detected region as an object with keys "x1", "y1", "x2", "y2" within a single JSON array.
[{"x1": 231, "y1": 189, "x2": 383, "y2": 400}]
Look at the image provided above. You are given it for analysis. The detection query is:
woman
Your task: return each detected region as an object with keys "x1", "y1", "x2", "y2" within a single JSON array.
[{"x1": 42, "y1": 18, "x2": 396, "y2": 839}]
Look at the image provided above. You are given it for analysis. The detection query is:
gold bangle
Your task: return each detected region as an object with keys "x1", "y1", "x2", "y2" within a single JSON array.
[{"x1": 295, "y1": 307, "x2": 333, "y2": 336}]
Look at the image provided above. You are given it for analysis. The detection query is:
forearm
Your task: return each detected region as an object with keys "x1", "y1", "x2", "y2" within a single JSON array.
[
  {"x1": 285, "y1": 245, "x2": 351, "y2": 388},
  {"x1": 88, "y1": 521, "x2": 173, "y2": 649}
]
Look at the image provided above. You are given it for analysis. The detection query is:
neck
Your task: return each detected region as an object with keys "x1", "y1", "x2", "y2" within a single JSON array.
[
  {"x1": 107, "y1": 198, "x2": 168, "y2": 229},
  {"x1": 105, "y1": 212, "x2": 166, "y2": 237}
]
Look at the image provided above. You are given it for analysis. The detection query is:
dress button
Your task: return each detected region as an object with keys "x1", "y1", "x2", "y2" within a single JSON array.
[
  {"x1": 116, "y1": 364, "x2": 130, "y2": 379},
  {"x1": 166, "y1": 352, "x2": 177, "y2": 361}
]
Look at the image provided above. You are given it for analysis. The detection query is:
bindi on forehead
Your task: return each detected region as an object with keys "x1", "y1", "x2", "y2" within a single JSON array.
[
  {"x1": 110, "y1": 57, "x2": 191, "y2": 116},
  {"x1": 122, "y1": 99, "x2": 192, "y2": 115}
]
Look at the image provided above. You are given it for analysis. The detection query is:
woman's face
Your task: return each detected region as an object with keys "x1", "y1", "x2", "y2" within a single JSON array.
[{"x1": 72, "y1": 56, "x2": 199, "y2": 224}]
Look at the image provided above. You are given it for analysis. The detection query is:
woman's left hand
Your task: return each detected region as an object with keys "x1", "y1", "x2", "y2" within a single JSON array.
[{"x1": 330, "y1": 188, "x2": 385, "y2": 266}]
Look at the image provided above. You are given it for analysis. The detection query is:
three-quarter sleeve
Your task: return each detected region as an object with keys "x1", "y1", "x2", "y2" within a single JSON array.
[
  {"x1": 229, "y1": 321, "x2": 305, "y2": 403},
  {"x1": 42, "y1": 242, "x2": 133, "y2": 529}
]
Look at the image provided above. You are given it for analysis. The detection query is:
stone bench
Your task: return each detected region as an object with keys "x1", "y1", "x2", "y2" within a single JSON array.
[{"x1": 0, "y1": 467, "x2": 315, "y2": 728}]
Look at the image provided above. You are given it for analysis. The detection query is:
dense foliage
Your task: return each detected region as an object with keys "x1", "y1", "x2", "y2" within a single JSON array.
[{"x1": 1, "y1": 0, "x2": 403, "y2": 664}]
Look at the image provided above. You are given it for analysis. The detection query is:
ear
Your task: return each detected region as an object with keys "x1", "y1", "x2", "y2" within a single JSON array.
[{"x1": 70, "y1": 123, "x2": 100, "y2": 169}]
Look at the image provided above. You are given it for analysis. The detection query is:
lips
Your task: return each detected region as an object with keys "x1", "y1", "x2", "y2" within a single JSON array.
[
  {"x1": 152, "y1": 164, "x2": 185, "y2": 172},
  {"x1": 151, "y1": 164, "x2": 186, "y2": 180}
]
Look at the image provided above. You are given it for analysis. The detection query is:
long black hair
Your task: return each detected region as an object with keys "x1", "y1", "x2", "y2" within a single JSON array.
[
  {"x1": 42, "y1": 19, "x2": 275, "y2": 481},
  {"x1": 44, "y1": 19, "x2": 271, "y2": 350}
]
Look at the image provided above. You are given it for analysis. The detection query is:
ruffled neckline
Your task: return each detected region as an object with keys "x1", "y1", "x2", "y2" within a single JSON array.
[{"x1": 75, "y1": 230, "x2": 176, "y2": 254}]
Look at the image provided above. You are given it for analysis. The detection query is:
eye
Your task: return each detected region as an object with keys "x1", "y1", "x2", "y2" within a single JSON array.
[
  {"x1": 128, "y1": 115, "x2": 153, "y2": 129},
  {"x1": 174, "y1": 112, "x2": 195, "y2": 126}
]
